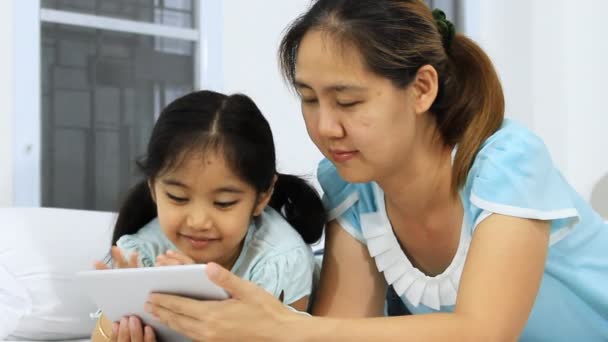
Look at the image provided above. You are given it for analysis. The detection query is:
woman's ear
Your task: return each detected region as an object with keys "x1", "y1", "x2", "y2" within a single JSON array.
[
  {"x1": 147, "y1": 180, "x2": 157, "y2": 203},
  {"x1": 412, "y1": 64, "x2": 439, "y2": 115},
  {"x1": 253, "y1": 175, "x2": 278, "y2": 216}
]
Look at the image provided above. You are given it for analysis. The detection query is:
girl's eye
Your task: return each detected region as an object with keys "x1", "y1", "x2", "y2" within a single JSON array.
[
  {"x1": 166, "y1": 193, "x2": 188, "y2": 203},
  {"x1": 301, "y1": 98, "x2": 318, "y2": 104},
  {"x1": 337, "y1": 101, "x2": 362, "y2": 108},
  {"x1": 215, "y1": 201, "x2": 238, "y2": 209}
]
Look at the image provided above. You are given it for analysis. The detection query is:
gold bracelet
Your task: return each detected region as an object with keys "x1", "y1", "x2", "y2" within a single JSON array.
[{"x1": 96, "y1": 314, "x2": 111, "y2": 340}]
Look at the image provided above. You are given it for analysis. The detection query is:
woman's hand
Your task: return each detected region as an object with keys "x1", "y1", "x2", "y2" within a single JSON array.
[
  {"x1": 110, "y1": 316, "x2": 157, "y2": 342},
  {"x1": 155, "y1": 249, "x2": 195, "y2": 266},
  {"x1": 144, "y1": 263, "x2": 304, "y2": 342},
  {"x1": 94, "y1": 247, "x2": 139, "y2": 270}
]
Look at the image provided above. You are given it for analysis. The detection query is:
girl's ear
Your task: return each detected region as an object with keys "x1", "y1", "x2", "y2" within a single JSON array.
[
  {"x1": 147, "y1": 179, "x2": 157, "y2": 203},
  {"x1": 253, "y1": 175, "x2": 277, "y2": 216}
]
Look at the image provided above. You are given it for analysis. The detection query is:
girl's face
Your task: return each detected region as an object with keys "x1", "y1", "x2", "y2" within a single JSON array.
[
  {"x1": 149, "y1": 150, "x2": 271, "y2": 269},
  {"x1": 295, "y1": 30, "x2": 432, "y2": 183}
]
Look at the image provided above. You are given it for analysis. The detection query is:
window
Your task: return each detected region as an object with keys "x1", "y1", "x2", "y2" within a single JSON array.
[{"x1": 40, "y1": 0, "x2": 199, "y2": 211}]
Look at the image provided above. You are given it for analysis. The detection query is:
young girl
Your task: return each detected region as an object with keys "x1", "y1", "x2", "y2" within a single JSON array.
[
  {"x1": 91, "y1": 90, "x2": 325, "y2": 341},
  {"x1": 142, "y1": 1, "x2": 608, "y2": 341}
]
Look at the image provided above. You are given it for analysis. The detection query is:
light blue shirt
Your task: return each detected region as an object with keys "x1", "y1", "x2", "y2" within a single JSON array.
[
  {"x1": 318, "y1": 119, "x2": 608, "y2": 341},
  {"x1": 116, "y1": 207, "x2": 315, "y2": 305}
]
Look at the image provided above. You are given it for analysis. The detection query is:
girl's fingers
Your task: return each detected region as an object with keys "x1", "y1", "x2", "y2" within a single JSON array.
[
  {"x1": 128, "y1": 252, "x2": 139, "y2": 268},
  {"x1": 143, "y1": 325, "x2": 156, "y2": 342},
  {"x1": 166, "y1": 250, "x2": 195, "y2": 264},
  {"x1": 110, "y1": 322, "x2": 119, "y2": 342},
  {"x1": 94, "y1": 260, "x2": 110, "y2": 270},
  {"x1": 117, "y1": 317, "x2": 130, "y2": 342},
  {"x1": 111, "y1": 247, "x2": 126, "y2": 268},
  {"x1": 128, "y1": 316, "x2": 144, "y2": 341}
]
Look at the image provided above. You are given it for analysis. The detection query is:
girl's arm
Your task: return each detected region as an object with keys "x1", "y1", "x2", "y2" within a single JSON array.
[
  {"x1": 145, "y1": 214, "x2": 549, "y2": 342},
  {"x1": 312, "y1": 220, "x2": 387, "y2": 317},
  {"x1": 90, "y1": 315, "x2": 113, "y2": 342}
]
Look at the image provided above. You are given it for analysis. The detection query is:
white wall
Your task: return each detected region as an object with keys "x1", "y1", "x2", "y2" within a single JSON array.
[
  {"x1": 0, "y1": 1, "x2": 13, "y2": 206},
  {"x1": 219, "y1": 0, "x2": 324, "y2": 187},
  {"x1": 463, "y1": 0, "x2": 608, "y2": 209},
  {"x1": 0, "y1": 0, "x2": 41, "y2": 207}
]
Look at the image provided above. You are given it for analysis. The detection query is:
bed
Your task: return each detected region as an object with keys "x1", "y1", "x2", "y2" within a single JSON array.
[{"x1": 1, "y1": 207, "x2": 115, "y2": 341}]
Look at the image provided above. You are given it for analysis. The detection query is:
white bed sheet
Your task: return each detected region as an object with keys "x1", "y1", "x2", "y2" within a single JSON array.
[{"x1": 3, "y1": 340, "x2": 90, "y2": 342}]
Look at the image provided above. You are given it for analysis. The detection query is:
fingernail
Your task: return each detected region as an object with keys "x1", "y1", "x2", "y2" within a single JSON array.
[
  {"x1": 120, "y1": 317, "x2": 127, "y2": 327},
  {"x1": 129, "y1": 316, "x2": 137, "y2": 329},
  {"x1": 167, "y1": 250, "x2": 175, "y2": 255},
  {"x1": 112, "y1": 322, "x2": 118, "y2": 335}
]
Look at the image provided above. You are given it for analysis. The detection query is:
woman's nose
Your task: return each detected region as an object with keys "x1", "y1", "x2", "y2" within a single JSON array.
[{"x1": 317, "y1": 105, "x2": 345, "y2": 138}]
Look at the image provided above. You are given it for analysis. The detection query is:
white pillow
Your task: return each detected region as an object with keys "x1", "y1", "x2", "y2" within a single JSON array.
[{"x1": 0, "y1": 207, "x2": 116, "y2": 340}]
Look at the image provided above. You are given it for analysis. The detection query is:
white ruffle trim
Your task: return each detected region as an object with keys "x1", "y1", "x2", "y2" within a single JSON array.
[{"x1": 360, "y1": 183, "x2": 470, "y2": 310}]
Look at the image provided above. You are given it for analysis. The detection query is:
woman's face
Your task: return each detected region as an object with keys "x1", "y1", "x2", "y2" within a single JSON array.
[{"x1": 294, "y1": 30, "x2": 423, "y2": 183}]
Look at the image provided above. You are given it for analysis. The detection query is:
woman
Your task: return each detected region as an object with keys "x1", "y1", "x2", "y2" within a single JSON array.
[{"x1": 139, "y1": 1, "x2": 607, "y2": 341}]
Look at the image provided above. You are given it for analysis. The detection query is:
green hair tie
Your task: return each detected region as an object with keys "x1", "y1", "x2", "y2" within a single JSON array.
[{"x1": 432, "y1": 9, "x2": 455, "y2": 50}]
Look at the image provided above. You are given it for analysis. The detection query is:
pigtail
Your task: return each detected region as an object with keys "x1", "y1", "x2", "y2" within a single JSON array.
[
  {"x1": 268, "y1": 174, "x2": 326, "y2": 244},
  {"x1": 111, "y1": 181, "x2": 157, "y2": 245}
]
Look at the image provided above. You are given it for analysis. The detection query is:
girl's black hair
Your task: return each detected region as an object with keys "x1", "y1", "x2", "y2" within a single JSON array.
[{"x1": 112, "y1": 90, "x2": 326, "y2": 245}]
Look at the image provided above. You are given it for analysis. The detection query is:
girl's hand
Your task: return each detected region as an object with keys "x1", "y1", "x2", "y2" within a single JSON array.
[
  {"x1": 110, "y1": 316, "x2": 157, "y2": 342},
  {"x1": 155, "y1": 250, "x2": 195, "y2": 266},
  {"x1": 144, "y1": 263, "x2": 303, "y2": 342},
  {"x1": 94, "y1": 247, "x2": 139, "y2": 270}
]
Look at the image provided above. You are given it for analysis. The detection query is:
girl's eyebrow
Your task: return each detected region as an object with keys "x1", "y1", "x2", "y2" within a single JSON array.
[
  {"x1": 212, "y1": 186, "x2": 245, "y2": 194},
  {"x1": 162, "y1": 179, "x2": 188, "y2": 188}
]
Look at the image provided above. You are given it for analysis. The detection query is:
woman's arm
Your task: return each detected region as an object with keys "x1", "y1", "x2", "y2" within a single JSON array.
[
  {"x1": 312, "y1": 220, "x2": 387, "y2": 317},
  {"x1": 146, "y1": 214, "x2": 549, "y2": 342},
  {"x1": 295, "y1": 214, "x2": 550, "y2": 341}
]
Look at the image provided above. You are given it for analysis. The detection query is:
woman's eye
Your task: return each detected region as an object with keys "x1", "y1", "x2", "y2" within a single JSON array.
[
  {"x1": 166, "y1": 193, "x2": 188, "y2": 203},
  {"x1": 215, "y1": 201, "x2": 238, "y2": 209},
  {"x1": 337, "y1": 101, "x2": 361, "y2": 108}
]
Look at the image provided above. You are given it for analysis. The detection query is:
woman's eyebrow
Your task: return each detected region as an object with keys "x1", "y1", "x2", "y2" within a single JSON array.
[{"x1": 295, "y1": 80, "x2": 367, "y2": 93}]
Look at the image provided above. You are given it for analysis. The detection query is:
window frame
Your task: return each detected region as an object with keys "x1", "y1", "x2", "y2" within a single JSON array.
[{"x1": 11, "y1": 0, "x2": 223, "y2": 207}]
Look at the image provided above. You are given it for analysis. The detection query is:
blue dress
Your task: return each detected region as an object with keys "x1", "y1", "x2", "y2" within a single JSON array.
[{"x1": 318, "y1": 119, "x2": 608, "y2": 341}]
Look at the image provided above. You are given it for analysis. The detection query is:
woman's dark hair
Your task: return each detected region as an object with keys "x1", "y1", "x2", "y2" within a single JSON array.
[
  {"x1": 112, "y1": 90, "x2": 326, "y2": 245},
  {"x1": 279, "y1": 0, "x2": 505, "y2": 193}
]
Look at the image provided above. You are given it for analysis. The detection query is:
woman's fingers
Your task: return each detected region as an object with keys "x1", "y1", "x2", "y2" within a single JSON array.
[
  {"x1": 146, "y1": 294, "x2": 219, "y2": 318},
  {"x1": 145, "y1": 299, "x2": 209, "y2": 341},
  {"x1": 207, "y1": 262, "x2": 263, "y2": 301}
]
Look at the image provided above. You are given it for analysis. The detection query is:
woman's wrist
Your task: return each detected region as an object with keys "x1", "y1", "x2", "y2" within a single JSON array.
[{"x1": 277, "y1": 312, "x2": 330, "y2": 342}]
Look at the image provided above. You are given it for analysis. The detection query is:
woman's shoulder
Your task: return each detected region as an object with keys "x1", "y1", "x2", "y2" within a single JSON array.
[{"x1": 463, "y1": 119, "x2": 581, "y2": 242}]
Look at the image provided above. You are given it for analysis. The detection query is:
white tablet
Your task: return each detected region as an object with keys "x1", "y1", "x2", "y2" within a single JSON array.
[{"x1": 76, "y1": 264, "x2": 229, "y2": 342}]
